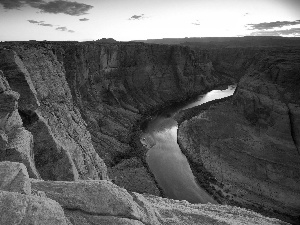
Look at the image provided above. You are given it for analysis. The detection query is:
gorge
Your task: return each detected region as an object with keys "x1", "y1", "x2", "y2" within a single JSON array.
[{"x1": 0, "y1": 39, "x2": 299, "y2": 224}]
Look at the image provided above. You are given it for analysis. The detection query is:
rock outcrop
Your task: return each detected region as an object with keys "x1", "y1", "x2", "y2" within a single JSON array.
[
  {"x1": 30, "y1": 176, "x2": 287, "y2": 225},
  {"x1": 0, "y1": 47, "x2": 107, "y2": 181},
  {"x1": 178, "y1": 47, "x2": 300, "y2": 224},
  {"x1": 0, "y1": 161, "x2": 286, "y2": 225},
  {"x1": 0, "y1": 70, "x2": 40, "y2": 178},
  {"x1": 0, "y1": 161, "x2": 31, "y2": 195}
]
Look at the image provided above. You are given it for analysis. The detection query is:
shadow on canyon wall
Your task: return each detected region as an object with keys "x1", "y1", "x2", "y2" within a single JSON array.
[{"x1": 0, "y1": 38, "x2": 299, "y2": 224}]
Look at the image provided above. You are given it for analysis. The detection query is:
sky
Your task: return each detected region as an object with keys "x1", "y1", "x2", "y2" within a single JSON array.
[{"x1": 0, "y1": 0, "x2": 300, "y2": 42}]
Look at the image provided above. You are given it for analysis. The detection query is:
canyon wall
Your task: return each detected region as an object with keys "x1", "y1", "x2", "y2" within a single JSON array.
[
  {"x1": 0, "y1": 42, "x2": 226, "y2": 194},
  {"x1": 178, "y1": 47, "x2": 300, "y2": 224},
  {"x1": 0, "y1": 46, "x2": 107, "y2": 181},
  {"x1": 1, "y1": 41, "x2": 299, "y2": 224}
]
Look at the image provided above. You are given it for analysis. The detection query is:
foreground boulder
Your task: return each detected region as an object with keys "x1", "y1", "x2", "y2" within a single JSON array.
[
  {"x1": 0, "y1": 190, "x2": 69, "y2": 225},
  {"x1": 31, "y1": 179, "x2": 287, "y2": 225}
]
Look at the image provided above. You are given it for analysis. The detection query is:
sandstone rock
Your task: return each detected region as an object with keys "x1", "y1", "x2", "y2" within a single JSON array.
[
  {"x1": 0, "y1": 130, "x2": 8, "y2": 150},
  {"x1": 0, "y1": 70, "x2": 9, "y2": 93},
  {"x1": 6, "y1": 46, "x2": 108, "y2": 181},
  {"x1": 2, "y1": 127, "x2": 40, "y2": 179},
  {"x1": 26, "y1": 114, "x2": 79, "y2": 181},
  {"x1": 65, "y1": 211, "x2": 145, "y2": 225},
  {"x1": 30, "y1": 179, "x2": 159, "y2": 224},
  {"x1": 144, "y1": 194, "x2": 287, "y2": 225},
  {"x1": 30, "y1": 179, "x2": 287, "y2": 225},
  {"x1": 178, "y1": 48, "x2": 300, "y2": 224},
  {"x1": 0, "y1": 49, "x2": 39, "y2": 111},
  {"x1": 108, "y1": 157, "x2": 160, "y2": 195},
  {"x1": 0, "y1": 161, "x2": 31, "y2": 195},
  {"x1": 0, "y1": 190, "x2": 68, "y2": 225}
]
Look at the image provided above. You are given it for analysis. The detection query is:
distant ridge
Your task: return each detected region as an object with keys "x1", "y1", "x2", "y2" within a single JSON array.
[{"x1": 132, "y1": 36, "x2": 300, "y2": 46}]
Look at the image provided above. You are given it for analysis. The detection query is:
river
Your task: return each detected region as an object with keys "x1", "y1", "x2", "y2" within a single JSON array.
[{"x1": 140, "y1": 85, "x2": 236, "y2": 204}]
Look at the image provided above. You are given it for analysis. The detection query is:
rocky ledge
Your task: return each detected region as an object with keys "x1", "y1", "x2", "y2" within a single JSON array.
[
  {"x1": 178, "y1": 47, "x2": 300, "y2": 224},
  {"x1": 0, "y1": 161, "x2": 287, "y2": 225}
]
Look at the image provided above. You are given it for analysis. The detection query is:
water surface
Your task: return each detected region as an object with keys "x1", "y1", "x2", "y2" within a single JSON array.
[{"x1": 141, "y1": 85, "x2": 236, "y2": 204}]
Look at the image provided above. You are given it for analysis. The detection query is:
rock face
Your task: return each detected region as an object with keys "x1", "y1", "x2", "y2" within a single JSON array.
[
  {"x1": 31, "y1": 178, "x2": 287, "y2": 225},
  {"x1": 0, "y1": 161, "x2": 69, "y2": 225},
  {"x1": 0, "y1": 191, "x2": 69, "y2": 225},
  {"x1": 178, "y1": 47, "x2": 300, "y2": 224},
  {"x1": 59, "y1": 43, "x2": 220, "y2": 164},
  {"x1": 0, "y1": 41, "x2": 299, "y2": 224},
  {"x1": 1, "y1": 42, "x2": 225, "y2": 193},
  {"x1": 0, "y1": 161, "x2": 31, "y2": 195},
  {"x1": 0, "y1": 70, "x2": 40, "y2": 178},
  {"x1": 1, "y1": 161, "x2": 285, "y2": 225},
  {"x1": 0, "y1": 47, "x2": 107, "y2": 181}
]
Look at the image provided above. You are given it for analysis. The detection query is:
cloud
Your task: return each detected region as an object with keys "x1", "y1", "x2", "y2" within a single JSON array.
[
  {"x1": 79, "y1": 18, "x2": 89, "y2": 21},
  {"x1": 0, "y1": 0, "x2": 26, "y2": 9},
  {"x1": 192, "y1": 20, "x2": 200, "y2": 25},
  {"x1": 56, "y1": 26, "x2": 75, "y2": 33},
  {"x1": 28, "y1": 19, "x2": 44, "y2": 24},
  {"x1": 28, "y1": 19, "x2": 73, "y2": 32},
  {"x1": 247, "y1": 20, "x2": 300, "y2": 30},
  {"x1": 39, "y1": 23, "x2": 53, "y2": 27},
  {"x1": 129, "y1": 14, "x2": 145, "y2": 20},
  {"x1": 56, "y1": 26, "x2": 68, "y2": 31},
  {"x1": 0, "y1": 0, "x2": 93, "y2": 16},
  {"x1": 38, "y1": 1, "x2": 93, "y2": 16},
  {"x1": 250, "y1": 28, "x2": 300, "y2": 36},
  {"x1": 27, "y1": 20, "x2": 53, "y2": 27}
]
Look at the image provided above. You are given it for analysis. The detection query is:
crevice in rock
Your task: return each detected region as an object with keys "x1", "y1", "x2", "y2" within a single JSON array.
[
  {"x1": 18, "y1": 109, "x2": 39, "y2": 128},
  {"x1": 288, "y1": 108, "x2": 300, "y2": 156},
  {"x1": 64, "y1": 208, "x2": 147, "y2": 225}
]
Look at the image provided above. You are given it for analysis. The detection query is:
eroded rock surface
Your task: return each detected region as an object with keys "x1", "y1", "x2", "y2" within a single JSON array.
[
  {"x1": 0, "y1": 48, "x2": 107, "y2": 181},
  {"x1": 31, "y1": 178, "x2": 287, "y2": 225},
  {"x1": 0, "y1": 70, "x2": 40, "y2": 178},
  {"x1": 0, "y1": 190, "x2": 69, "y2": 225},
  {"x1": 0, "y1": 41, "x2": 299, "y2": 224},
  {"x1": 0, "y1": 161, "x2": 31, "y2": 195},
  {"x1": 178, "y1": 47, "x2": 300, "y2": 224}
]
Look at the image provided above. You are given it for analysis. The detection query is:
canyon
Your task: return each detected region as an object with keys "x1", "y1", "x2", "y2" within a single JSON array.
[{"x1": 0, "y1": 39, "x2": 299, "y2": 224}]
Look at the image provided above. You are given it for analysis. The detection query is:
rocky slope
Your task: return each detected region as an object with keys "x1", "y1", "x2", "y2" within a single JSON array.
[
  {"x1": 178, "y1": 47, "x2": 300, "y2": 224},
  {"x1": 0, "y1": 160, "x2": 288, "y2": 225}
]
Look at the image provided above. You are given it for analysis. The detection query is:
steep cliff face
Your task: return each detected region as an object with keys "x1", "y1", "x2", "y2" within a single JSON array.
[
  {"x1": 178, "y1": 47, "x2": 300, "y2": 224},
  {"x1": 1, "y1": 42, "x2": 226, "y2": 194},
  {"x1": 0, "y1": 46, "x2": 107, "y2": 181},
  {"x1": 0, "y1": 41, "x2": 298, "y2": 224},
  {"x1": 53, "y1": 43, "x2": 225, "y2": 193},
  {"x1": 59, "y1": 43, "x2": 220, "y2": 164}
]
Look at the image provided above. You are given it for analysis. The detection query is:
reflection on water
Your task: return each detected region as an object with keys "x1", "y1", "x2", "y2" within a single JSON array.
[{"x1": 141, "y1": 85, "x2": 236, "y2": 204}]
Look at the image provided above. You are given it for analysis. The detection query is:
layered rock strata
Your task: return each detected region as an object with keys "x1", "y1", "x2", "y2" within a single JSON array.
[
  {"x1": 0, "y1": 41, "x2": 299, "y2": 224},
  {"x1": 1, "y1": 42, "x2": 225, "y2": 193},
  {"x1": 0, "y1": 47, "x2": 107, "y2": 181},
  {"x1": 178, "y1": 47, "x2": 300, "y2": 224}
]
